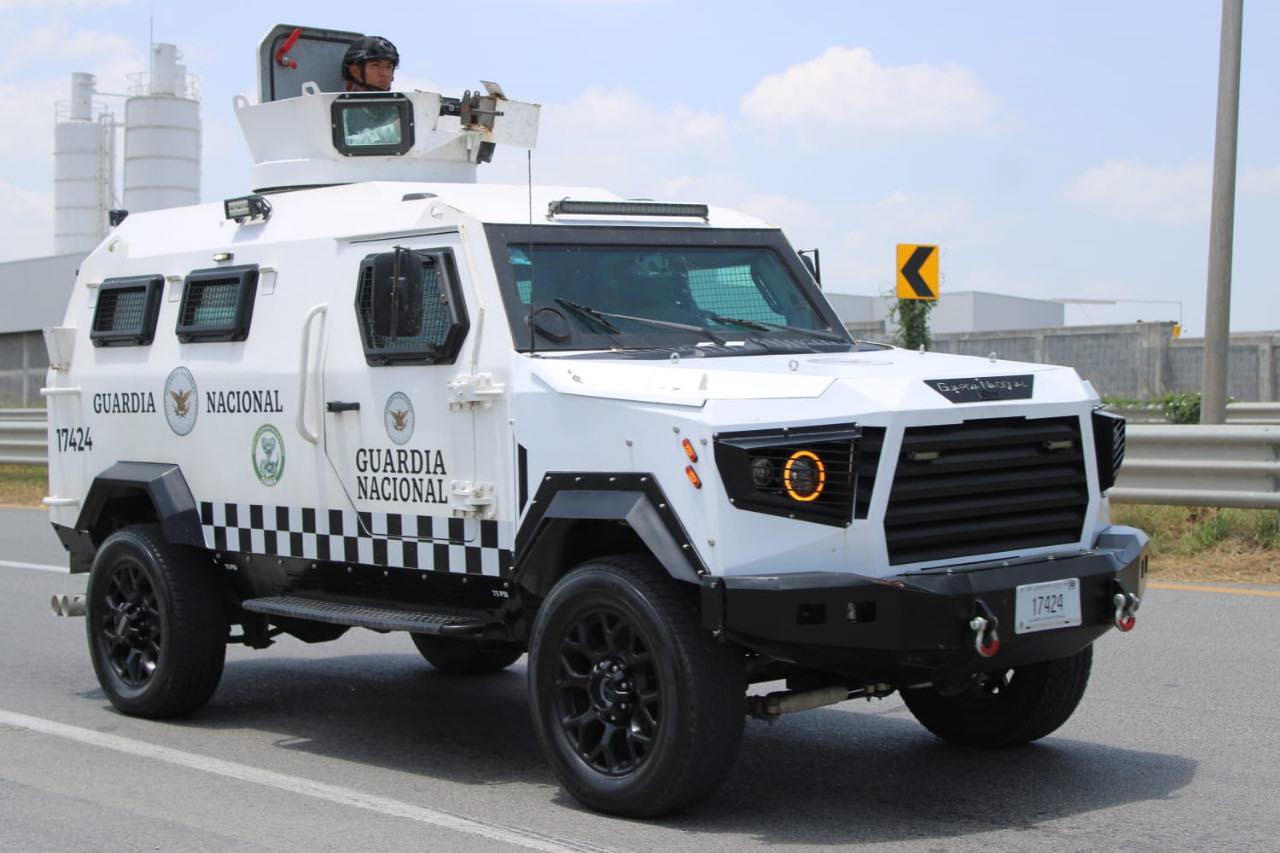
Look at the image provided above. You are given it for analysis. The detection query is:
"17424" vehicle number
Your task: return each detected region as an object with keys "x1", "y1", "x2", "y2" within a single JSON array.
[{"x1": 54, "y1": 427, "x2": 94, "y2": 453}]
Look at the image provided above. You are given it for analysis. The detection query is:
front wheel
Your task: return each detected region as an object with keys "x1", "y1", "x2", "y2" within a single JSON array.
[
  {"x1": 528, "y1": 555, "x2": 746, "y2": 818},
  {"x1": 900, "y1": 645, "x2": 1093, "y2": 747},
  {"x1": 86, "y1": 524, "x2": 227, "y2": 718}
]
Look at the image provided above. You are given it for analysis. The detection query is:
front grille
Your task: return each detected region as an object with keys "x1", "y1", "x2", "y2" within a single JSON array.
[
  {"x1": 884, "y1": 416, "x2": 1087, "y2": 565},
  {"x1": 854, "y1": 426, "x2": 885, "y2": 519}
]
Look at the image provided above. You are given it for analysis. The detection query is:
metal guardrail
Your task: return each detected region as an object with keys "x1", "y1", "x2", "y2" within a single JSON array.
[
  {"x1": 5, "y1": 413, "x2": 1280, "y2": 510},
  {"x1": 1107, "y1": 402, "x2": 1280, "y2": 424},
  {"x1": 0, "y1": 411, "x2": 49, "y2": 465},
  {"x1": 1111, "y1": 424, "x2": 1280, "y2": 509}
]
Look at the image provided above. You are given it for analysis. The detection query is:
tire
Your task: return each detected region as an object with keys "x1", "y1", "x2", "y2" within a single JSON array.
[
  {"x1": 528, "y1": 555, "x2": 745, "y2": 818},
  {"x1": 901, "y1": 645, "x2": 1093, "y2": 748},
  {"x1": 410, "y1": 635, "x2": 524, "y2": 674},
  {"x1": 86, "y1": 524, "x2": 227, "y2": 718}
]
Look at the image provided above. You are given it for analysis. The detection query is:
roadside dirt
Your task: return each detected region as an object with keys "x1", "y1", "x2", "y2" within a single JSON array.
[{"x1": 1148, "y1": 551, "x2": 1278, "y2": 585}]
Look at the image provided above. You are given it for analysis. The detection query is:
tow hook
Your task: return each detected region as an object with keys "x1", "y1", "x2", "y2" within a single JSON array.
[
  {"x1": 970, "y1": 599, "x2": 1000, "y2": 658},
  {"x1": 1112, "y1": 584, "x2": 1141, "y2": 632}
]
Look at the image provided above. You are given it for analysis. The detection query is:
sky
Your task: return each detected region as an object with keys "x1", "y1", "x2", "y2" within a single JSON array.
[{"x1": 1, "y1": 0, "x2": 1276, "y2": 336}]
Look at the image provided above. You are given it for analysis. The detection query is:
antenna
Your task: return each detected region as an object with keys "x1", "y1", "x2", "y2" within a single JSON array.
[{"x1": 527, "y1": 149, "x2": 536, "y2": 356}]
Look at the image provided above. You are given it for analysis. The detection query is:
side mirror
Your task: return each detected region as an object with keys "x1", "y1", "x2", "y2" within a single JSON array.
[
  {"x1": 798, "y1": 249, "x2": 821, "y2": 286},
  {"x1": 370, "y1": 247, "x2": 424, "y2": 339}
]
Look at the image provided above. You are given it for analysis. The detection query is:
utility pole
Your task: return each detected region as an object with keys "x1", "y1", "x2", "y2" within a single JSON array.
[{"x1": 1201, "y1": 0, "x2": 1243, "y2": 424}]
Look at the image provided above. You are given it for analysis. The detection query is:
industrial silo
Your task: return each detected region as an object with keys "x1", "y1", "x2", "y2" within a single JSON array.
[
  {"x1": 53, "y1": 72, "x2": 116, "y2": 254},
  {"x1": 123, "y1": 43, "x2": 201, "y2": 213}
]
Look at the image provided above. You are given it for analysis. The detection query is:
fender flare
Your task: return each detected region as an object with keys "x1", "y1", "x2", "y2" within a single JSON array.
[
  {"x1": 74, "y1": 462, "x2": 205, "y2": 549},
  {"x1": 514, "y1": 472, "x2": 705, "y2": 595}
]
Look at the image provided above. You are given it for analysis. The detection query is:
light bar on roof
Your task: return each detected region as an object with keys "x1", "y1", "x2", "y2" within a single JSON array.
[{"x1": 547, "y1": 199, "x2": 709, "y2": 220}]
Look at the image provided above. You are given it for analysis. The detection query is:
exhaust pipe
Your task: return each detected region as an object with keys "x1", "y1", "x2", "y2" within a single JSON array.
[{"x1": 50, "y1": 594, "x2": 86, "y2": 618}]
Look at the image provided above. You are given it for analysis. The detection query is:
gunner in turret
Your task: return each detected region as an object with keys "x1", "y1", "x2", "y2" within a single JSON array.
[{"x1": 342, "y1": 36, "x2": 399, "y2": 92}]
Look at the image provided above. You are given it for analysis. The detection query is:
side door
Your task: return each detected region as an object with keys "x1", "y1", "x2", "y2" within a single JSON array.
[{"x1": 321, "y1": 235, "x2": 478, "y2": 565}]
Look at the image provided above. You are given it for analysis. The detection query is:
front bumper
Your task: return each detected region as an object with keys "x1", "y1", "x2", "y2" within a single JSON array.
[{"x1": 702, "y1": 526, "x2": 1148, "y2": 683}]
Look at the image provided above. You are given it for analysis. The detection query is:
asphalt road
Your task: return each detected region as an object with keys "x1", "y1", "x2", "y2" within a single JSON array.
[{"x1": 2, "y1": 507, "x2": 1278, "y2": 851}]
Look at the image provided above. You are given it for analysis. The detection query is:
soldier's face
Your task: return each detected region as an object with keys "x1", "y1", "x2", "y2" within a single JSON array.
[{"x1": 352, "y1": 59, "x2": 395, "y2": 91}]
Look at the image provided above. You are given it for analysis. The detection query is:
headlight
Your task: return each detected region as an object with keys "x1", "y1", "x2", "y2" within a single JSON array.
[
  {"x1": 751, "y1": 457, "x2": 775, "y2": 487},
  {"x1": 713, "y1": 423, "x2": 860, "y2": 526},
  {"x1": 784, "y1": 450, "x2": 825, "y2": 501}
]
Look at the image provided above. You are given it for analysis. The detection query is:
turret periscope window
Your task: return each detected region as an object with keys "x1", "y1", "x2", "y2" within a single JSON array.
[
  {"x1": 176, "y1": 265, "x2": 259, "y2": 343},
  {"x1": 331, "y1": 93, "x2": 414, "y2": 157},
  {"x1": 91, "y1": 274, "x2": 163, "y2": 347},
  {"x1": 355, "y1": 248, "x2": 468, "y2": 365}
]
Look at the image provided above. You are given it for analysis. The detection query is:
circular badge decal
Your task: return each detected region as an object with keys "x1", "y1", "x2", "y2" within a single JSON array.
[
  {"x1": 164, "y1": 367, "x2": 198, "y2": 436},
  {"x1": 384, "y1": 392, "x2": 415, "y2": 445},
  {"x1": 252, "y1": 424, "x2": 285, "y2": 487}
]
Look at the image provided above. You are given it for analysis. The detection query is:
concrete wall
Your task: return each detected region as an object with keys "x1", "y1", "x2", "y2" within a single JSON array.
[{"x1": 867, "y1": 320, "x2": 1280, "y2": 401}]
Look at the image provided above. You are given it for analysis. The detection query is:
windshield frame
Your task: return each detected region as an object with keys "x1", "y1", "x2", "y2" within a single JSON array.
[{"x1": 483, "y1": 224, "x2": 851, "y2": 354}]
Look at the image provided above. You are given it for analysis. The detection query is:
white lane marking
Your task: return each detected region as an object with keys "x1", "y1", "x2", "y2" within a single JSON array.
[
  {"x1": 0, "y1": 559, "x2": 67, "y2": 574},
  {"x1": 0, "y1": 709, "x2": 610, "y2": 853}
]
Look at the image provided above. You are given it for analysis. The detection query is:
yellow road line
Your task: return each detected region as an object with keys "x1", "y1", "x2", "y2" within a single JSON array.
[{"x1": 1149, "y1": 581, "x2": 1280, "y2": 598}]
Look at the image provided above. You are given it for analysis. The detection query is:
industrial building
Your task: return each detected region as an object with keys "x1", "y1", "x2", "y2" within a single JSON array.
[{"x1": 0, "y1": 44, "x2": 199, "y2": 406}]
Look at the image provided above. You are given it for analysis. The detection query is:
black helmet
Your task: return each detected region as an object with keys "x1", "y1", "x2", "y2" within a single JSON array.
[{"x1": 341, "y1": 36, "x2": 400, "y2": 81}]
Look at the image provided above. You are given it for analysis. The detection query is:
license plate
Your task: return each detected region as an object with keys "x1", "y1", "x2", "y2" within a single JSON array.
[{"x1": 1015, "y1": 578, "x2": 1082, "y2": 634}]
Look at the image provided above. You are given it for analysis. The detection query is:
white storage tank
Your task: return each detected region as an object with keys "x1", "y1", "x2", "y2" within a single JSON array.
[
  {"x1": 123, "y1": 43, "x2": 201, "y2": 213},
  {"x1": 53, "y1": 73, "x2": 116, "y2": 254}
]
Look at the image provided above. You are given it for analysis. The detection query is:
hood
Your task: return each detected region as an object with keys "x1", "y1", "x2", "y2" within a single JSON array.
[{"x1": 527, "y1": 348, "x2": 1088, "y2": 409}]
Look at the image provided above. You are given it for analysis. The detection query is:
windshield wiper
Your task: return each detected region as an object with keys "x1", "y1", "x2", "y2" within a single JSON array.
[
  {"x1": 556, "y1": 299, "x2": 725, "y2": 345},
  {"x1": 709, "y1": 314, "x2": 849, "y2": 343},
  {"x1": 554, "y1": 298, "x2": 622, "y2": 334}
]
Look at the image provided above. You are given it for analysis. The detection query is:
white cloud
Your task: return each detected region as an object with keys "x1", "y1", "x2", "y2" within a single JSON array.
[
  {"x1": 0, "y1": 23, "x2": 138, "y2": 76},
  {"x1": 741, "y1": 46, "x2": 1000, "y2": 134},
  {"x1": 0, "y1": 0, "x2": 133, "y2": 9},
  {"x1": 483, "y1": 86, "x2": 726, "y2": 197},
  {"x1": 1063, "y1": 160, "x2": 1210, "y2": 224},
  {"x1": 1242, "y1": 164, "x2": 1280, "y2": 196},
  {"x1": 0, "y1": 180, "x2": 52, "y2": 262}
]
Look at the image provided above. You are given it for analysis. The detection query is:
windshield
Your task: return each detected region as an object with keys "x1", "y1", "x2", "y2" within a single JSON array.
[{"x1": 486, "y1": 226, "x2": 851, "y2": 354}]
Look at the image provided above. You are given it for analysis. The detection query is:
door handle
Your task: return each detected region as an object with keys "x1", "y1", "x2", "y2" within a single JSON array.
[
  {"x1": 296, "y1": 303, "x2": 328, "y2": 444},
  {"x1": 326, "y1": 401, "x2": 360, "y2": 413}
]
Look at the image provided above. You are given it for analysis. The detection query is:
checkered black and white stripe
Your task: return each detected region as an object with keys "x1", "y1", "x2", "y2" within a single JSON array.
[{"x1": 199, "y1": 502, "x2": 514, "y2": 576}]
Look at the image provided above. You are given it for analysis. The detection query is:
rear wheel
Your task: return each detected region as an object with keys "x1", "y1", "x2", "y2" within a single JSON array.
[
  {"x1": 86, "y1": 524, "x2": 227, "y2": 718},
  {"x1": 410, "y1": 635, "x2": 524, "y2": 674},
  {"x1": 901, "y1": 645, "x2": 1093, "y2": 747},
  {"x1": 528, "y1": 555, "x2": 745, "y2": 818}
]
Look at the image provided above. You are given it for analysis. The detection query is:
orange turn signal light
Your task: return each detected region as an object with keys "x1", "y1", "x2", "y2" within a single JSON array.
[
  {"x1": 685, "y1": 465, "x2": 702, "y2": 489},
  {"x1": 681, "y1": 438, "x2": 698, "y2": 463}
]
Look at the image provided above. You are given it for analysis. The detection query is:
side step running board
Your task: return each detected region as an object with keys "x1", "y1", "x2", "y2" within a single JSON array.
[{"x1": 241, "y1": 594, "x2": 488, "y2": 635}]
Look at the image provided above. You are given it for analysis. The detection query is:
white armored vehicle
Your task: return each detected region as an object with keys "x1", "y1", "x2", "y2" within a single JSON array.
[{"x1": 46, "y1": 25, "x2": 1147, "y2": 817}]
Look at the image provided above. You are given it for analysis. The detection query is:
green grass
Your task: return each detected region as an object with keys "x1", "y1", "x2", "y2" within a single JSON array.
[
  {"x1": 0, "y1": 464, "x2": 47, "y2": 506},
  {"x1": 1112, "y1": 504, "x2": 1280, "y2": 555}
]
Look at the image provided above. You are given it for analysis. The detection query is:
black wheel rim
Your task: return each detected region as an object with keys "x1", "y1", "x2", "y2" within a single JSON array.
[
  {"x1": 554, "y1": 607, "x2": 660, "y2": 776},
  {"x1": 97, "y1": 561, "x2": 162, "y2": 688}
]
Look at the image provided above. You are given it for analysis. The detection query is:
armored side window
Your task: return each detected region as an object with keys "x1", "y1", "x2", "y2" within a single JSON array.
[
  {"x1": 91, "y1": 275, "x2": 163, "y2": 347},
  {"x1": 331, "y1": 93, "x2": 414, "y2": 157},
  {"x1": 355, "y1": 248, "x2": 468, "y2": 365},
  {"x1": 176, "y1": 265, "x2": 259, "y2": 343}
]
